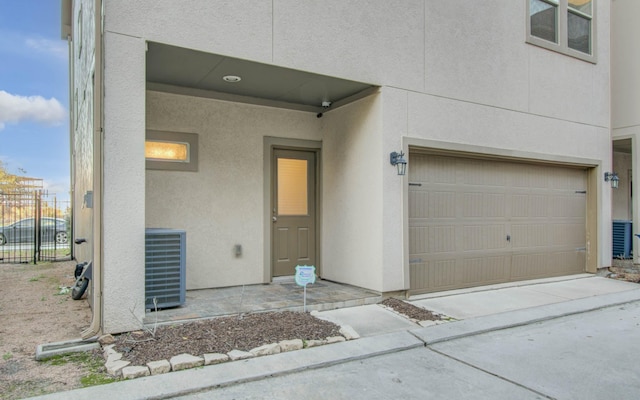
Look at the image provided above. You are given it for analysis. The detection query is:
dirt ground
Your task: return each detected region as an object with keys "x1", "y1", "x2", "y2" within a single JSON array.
[{"x1": 0, "y1": 260, "x2": 95, "y2": 400}]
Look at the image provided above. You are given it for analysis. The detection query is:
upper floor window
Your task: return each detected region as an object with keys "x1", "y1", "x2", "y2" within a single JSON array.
[{"x1": 528, "y1": 0, "x2": 595, "y2": 63}]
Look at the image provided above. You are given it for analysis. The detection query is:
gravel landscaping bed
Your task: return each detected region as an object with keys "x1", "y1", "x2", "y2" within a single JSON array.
[
  {"x1": 108, "y1": 298, "x2": 447, "y2": 375},
  {"x1": 113, "y1": 311, "x2": 343, "y2": 367},
  {"x1": 380, "y1": 298, "x2": 443, "y2": 322}
]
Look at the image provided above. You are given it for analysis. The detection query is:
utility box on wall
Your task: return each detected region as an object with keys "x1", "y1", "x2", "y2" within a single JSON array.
[
  {"x1": 145, "y1": 228, "x2": 186, "y2": 309},
  {"x1": 612, "y1": 220, "x2": 632, "y2": 259}
]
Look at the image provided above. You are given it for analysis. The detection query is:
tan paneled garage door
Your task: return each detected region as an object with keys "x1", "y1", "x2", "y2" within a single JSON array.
[{"x1": 409, "y1": 152, "x2": 587, "y2": 294}]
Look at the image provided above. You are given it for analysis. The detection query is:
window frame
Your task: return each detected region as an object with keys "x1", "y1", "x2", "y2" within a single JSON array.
[
  {"x1": 526, "y1": 0, "x2": 597, "y2": 63},
  {"x1": 145, "y1": 130, "x2": 199, "y2": 172}
]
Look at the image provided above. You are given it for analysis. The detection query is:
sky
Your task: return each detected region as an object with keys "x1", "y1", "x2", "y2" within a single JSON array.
[{"x1": 0, "y1": 1, "x2": 70, "y2": 201}]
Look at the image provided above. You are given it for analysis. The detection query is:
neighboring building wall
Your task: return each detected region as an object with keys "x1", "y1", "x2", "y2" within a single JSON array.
[
  {"x1": 145, "y1": 91, "x2": 323, "y2": 290},
  {"x1": 612, "y1": 0, "x2": 640, "y2": 133},
  {"x1": 70, "y1": 0, "x2": 95, "y2": 270},
  {"x1": 612, "y1": 152, "x2": 631, "y2": 221},
  {"x1": 612, "y1": 0, "x2": 640, "y2": 262}
]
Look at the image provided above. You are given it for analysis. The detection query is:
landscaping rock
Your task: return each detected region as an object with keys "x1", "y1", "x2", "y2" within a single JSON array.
[
  {"x1": 326, "y1": 336, "x2": 346, "y2": 344},
  {"x1": 122, "y1": 366, "x2": 150, "y2": 379},
  {"x1": 250, "y1": 343, "x2": 281, "y2": 357},
  {"x1": 147, "y1": 360, "x2": 171, "y2": 375},
  {"x1": 98, "y1": 334, "x2": 115, "y2": 345},
  {"x1": 227, "y1": 349, "x2": 254, "y2": 361},
  {"x1": 204, "y1": 353, "x2": 229, "y2": 365},
  {"x1": 279, "y1": 339, "x2": 303, "y2": 352},
  {"x1": 102, "y1": 344, "x2": 117, "y2": 358},
  {"x1": 305, "y1": 339, "x2": 326, "y2": 348},
  {"x1": 106, "y1": 352, "x2": 123, "y2": 363},
  {"x1": 106, "y1": 359, "x2": 130, "y2": 376},
  {"x1": 339, "y1": 325, "x2": 360, "y2": 340},
  {"x1": 170, "y1": 353, "x2": 204, "y2": 371}
]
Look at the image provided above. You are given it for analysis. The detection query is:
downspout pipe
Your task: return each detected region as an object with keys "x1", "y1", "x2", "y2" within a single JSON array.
[{"x1": 67, "y1": 32, "x2": 75, "y2": 261}]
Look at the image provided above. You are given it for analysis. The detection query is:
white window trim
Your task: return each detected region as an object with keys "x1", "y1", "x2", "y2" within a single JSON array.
[{"x1": 526, "y1": 0, "x2": 597, "y2": 64}]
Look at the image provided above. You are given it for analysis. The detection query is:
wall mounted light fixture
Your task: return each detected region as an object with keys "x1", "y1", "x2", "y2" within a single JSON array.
[
  {"x1": 390, "y1": 151, "x2": 407, "y2": 176},
  {"x1": 604, "y1": 172, "x2": 619, "y2": 189}
]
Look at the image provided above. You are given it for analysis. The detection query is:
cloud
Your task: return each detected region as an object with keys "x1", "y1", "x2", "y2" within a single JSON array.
[
  {"x1": 43, "y1": 178, "x2": 71, "y2": 202},
  {"x1": 0, "y1": 31, "x2": 68, "y2": 62},
  {"x1": 25, "y1": 37, "x2": 68, "y2": 60},
  {"x1": 0, "y1": 90, "x2": 66, "y2": 130}
]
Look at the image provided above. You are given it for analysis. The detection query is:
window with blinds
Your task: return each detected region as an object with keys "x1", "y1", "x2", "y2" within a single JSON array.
[{"x1": 277, "y1": 158, "x2": 308, "y2": 215}]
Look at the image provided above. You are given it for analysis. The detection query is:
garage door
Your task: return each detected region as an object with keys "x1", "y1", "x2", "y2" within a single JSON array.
[{"x1": 409, "y1": 153, "x2": 586, "y2": 294}]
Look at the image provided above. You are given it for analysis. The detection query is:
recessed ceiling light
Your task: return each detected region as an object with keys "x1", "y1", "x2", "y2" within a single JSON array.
[{"x1": 222, "y1": 75, "x2": 241, "y2": 83}]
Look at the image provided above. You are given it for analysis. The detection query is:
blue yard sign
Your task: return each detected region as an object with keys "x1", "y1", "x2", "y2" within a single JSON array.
[
  {"x1": 295, "y1": 265, "x2": 316, "y2": 287},
  {"x1": 295, "y1": 265, "x2": 316, "y2": 312}
]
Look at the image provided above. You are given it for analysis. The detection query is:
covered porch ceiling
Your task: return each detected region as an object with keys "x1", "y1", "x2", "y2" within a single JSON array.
[{"x1": 146, "y1": 42, "x2": 377, "y2": 114}]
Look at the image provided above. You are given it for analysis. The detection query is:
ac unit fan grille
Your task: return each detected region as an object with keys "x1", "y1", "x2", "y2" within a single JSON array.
[
  {"x1": 145, "y1": 229, "x2": 186, "y2": 309},
  {"x1": 612, "y1": 220, "x2": 632, "y2": 259}
]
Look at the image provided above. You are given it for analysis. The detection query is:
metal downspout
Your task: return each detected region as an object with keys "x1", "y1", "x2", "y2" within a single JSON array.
[{"x1": 67, "y1": 32, "x2": 75, "y2": 261}]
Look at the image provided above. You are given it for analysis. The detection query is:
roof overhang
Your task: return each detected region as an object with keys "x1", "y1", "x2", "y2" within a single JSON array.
[
  {"x1": 146, "y1": 42, "x2": 377, "y2": 114},
  {"x1": 60, "y1": 0, "x2": 72, "y2": 40}
]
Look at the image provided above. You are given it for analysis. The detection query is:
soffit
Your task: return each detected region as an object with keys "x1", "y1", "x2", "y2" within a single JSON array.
[{"x1": 146, "y1": 42, "x2": 375, "y2": 112}]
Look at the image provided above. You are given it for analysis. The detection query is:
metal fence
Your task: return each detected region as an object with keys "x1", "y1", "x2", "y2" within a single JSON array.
[{"x1": 0, "y1": 191, "x2": 71, "y2": 264}]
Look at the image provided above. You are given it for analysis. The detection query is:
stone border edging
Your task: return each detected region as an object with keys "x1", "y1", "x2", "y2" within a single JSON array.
[{"x1": 101, "y1": 324, "x2": 360, "y2": 379}]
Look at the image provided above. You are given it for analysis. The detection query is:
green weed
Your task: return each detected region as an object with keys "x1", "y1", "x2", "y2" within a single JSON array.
[
  {"x1": 81, "y1": 373, "x2": 117, "y2": 387},
  {"x1": 42, "y1": 352, "x2": 92, "y2": 366},
  {"x1": 29, "y1": 274, "x2": 45, "y2": 282},
  {"x1": 42, "y1": 351, "x2": 119, "y2": 388},
  {"x1": 3, "y1": 352, "x2": 13, "y2": 360}
]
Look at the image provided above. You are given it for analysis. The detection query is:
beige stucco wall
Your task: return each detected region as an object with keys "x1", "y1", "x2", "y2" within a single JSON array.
[
  {"x1": 146, "y1": 91, "x2": 323, "y2": 290},
  {"x1": 95, "y1": 0, "x2": 613, "y2": 332},
  {"x1": 321, "y1": 94, "x2": 385, "y2": 290},
  {"x1": 104, "y1": 0, "x2": 424, "y2": 91},
  {"x1": 101, "y1": 32, "x2": 147, "y2": 333}
]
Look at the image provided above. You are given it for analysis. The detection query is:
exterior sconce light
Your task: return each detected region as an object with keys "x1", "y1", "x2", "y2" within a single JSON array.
[
  {"x1": 390, "y1": 151, "x2": 407, "y2": 176},
  {"x1": 604, "y1": 172, "x2": 619, "y2": 189}
]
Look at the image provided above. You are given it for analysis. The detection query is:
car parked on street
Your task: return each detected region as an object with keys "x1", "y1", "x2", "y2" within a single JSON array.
[{"x1": 0, "y1": 217, "x2": 69, "y2": 245}]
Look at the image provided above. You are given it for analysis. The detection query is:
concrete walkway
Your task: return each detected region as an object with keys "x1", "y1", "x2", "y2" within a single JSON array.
[
  {"x1": 314, "y1": 274, "x2": 640, "y2": 338},
  {"x1": 27, "y1": 275, "x2": 640, "y2": 400},
  {"x1": 411, "y1": 274, "x2": 639, "y2": 319}
]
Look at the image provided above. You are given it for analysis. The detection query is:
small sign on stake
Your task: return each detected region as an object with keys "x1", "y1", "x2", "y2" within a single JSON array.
[{"x1": 295, "y1": 265, "x2": 316, "y2": 312}]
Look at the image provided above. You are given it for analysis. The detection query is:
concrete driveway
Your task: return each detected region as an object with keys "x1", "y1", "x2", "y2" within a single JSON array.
[
  {"x1": 429, "y1": 301, "x2": 640, "y2": 399},
  {"x1": 411, "y1": 275, "x2": 640, "y2": 319}
]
